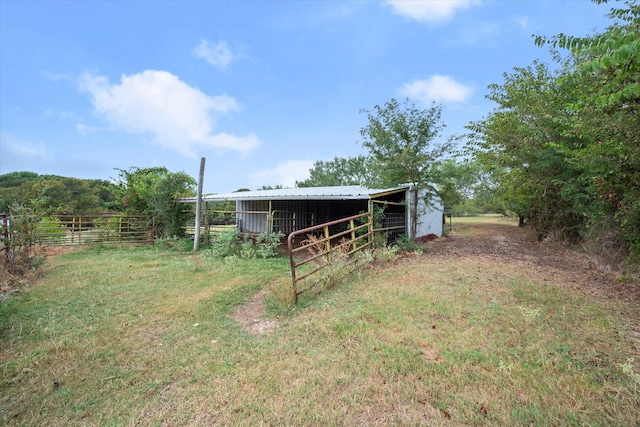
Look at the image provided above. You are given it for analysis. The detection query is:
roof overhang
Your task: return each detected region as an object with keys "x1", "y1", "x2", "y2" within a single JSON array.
[{"x1": 180, "y1": 185, "x2": 410, "y2": 203}]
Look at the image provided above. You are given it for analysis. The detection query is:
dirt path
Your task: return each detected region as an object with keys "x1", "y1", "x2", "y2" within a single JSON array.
[
  {"x1": 428, "y1": 222, "x2": 640, "y2": 306},
  {"x1": 229, "y1": 287, "x2": 278, "y2": 336}
]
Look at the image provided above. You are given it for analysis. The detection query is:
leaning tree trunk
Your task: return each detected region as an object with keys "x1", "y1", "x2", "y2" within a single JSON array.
[{"x1": 410, "y1": 187, "x2": 419, "y2": 240}]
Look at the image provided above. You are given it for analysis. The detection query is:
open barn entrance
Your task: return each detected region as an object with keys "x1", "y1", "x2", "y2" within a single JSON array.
[{"x1": 180, "y1": 185, "x2": 419, "y2": 245}]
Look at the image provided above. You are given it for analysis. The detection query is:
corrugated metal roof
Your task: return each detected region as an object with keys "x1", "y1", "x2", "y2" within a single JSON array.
[{"x1": 181, "y1": 185, "x2": 410, "y2": 203}]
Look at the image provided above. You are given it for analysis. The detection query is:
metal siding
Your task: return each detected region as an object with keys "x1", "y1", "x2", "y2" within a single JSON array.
[
  {"x1": 407, "y1": 189, "x2": 444, "y2": 237},
  {"x1": 236, "y1": 200, "x2": 269, "y2": 233}
]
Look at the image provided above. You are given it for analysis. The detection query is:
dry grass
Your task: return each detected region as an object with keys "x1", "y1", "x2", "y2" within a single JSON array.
[{"x1": 1, "y1": 223, "x2": 639, "y2": 425}]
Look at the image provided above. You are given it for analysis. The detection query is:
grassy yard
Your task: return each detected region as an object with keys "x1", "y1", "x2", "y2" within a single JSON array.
[{"x1": 1, "y1": 222, "x2": 639, "y2": 425}]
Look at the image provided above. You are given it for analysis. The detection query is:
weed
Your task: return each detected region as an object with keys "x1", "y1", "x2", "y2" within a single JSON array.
[
  {"x1": 619, "y1": 358, "x2": 640, "y2": 385},
  {"x1": 268, "y1": 278, "x2": 295, "y2": 307},
  {"x1": 255, "y1": 231, "x2": 285, "y2": 259},
  {"x1": 205, "y1": 230, "x2": 284, "y2": 259},
  {"x1": 395, "y1": 234, "x2": 428, "y2": 253},
  {"x1": 154, "y1": 236, "x2": 191, "y2": 251},
  {"x1": 374, "y1": 244, "x2": 399, "y2": 266},
  {"x1": 517, "y1": 305, "x2": 542, "y2": 321}
]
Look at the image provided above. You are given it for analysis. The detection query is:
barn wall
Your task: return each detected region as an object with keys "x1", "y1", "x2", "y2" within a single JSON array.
[
  {"x1": 407, "y1": 189, "x2": 443, "y2": 237},
  {"x1": 236, "y1": 200, "x2": 269, "y2": 233}
]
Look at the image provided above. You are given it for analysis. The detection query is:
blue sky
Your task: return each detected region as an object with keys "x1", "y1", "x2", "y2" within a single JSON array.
[{"x1": 1, "y1": 0, "x2": 612, "y2": 193}]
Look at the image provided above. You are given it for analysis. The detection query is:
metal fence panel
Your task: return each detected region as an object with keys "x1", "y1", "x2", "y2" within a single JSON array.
[
  {"x1": 287, "y1": 212, "x2": 373, "y2": 303},
  {"x1": 29, "y1": 215, "x2": 152, "y2": 246}
]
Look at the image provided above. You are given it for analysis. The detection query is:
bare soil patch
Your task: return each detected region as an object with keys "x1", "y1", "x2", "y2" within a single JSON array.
[
  {"x1": 429, "y1": 222, "x2": 640, "y2": 305},
  {"x1": 229, "y1": 287, "x2": 277, "y2": 335}
]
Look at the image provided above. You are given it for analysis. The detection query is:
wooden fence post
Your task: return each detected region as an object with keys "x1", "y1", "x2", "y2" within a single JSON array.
[{"x1": 194, "y1": 157, "x2": 206, "y2": 251}]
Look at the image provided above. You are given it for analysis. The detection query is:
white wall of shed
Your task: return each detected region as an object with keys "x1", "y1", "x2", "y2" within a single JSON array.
[
  {"x1": 236, "y1": 200, "x2": 269, "y2": 233},
  {"x1": 406, "y1": 188, "x2": 443, "y2": 238}
]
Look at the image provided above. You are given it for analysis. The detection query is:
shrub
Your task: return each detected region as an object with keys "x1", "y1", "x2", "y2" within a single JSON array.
[
  {"x1": 207, "y1": 228, "x2": 242, "y2": 258},
  {"x1": 256, "y1": 231, "x2": 285, "y2": 259},
  {"x1": 204, "y1": 230, "x2": 284, "y2": 259},
  {"x1": 1, "y1": 205, "x2": 45, "y2": 300}
]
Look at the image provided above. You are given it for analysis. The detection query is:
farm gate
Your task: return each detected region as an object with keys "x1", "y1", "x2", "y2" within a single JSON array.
[{"x1": 287, "y1": 212, "x2": 374, "y2": 303}]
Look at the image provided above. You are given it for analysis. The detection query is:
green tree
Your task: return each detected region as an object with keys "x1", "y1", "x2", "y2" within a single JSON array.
[
  {"x1": 115, "y1": 167, "x2": 196, "y2": 238},
  {"x1": 466, "y1": 0, "x2": 640, "y2": 263},
  {"x1": 537, "y1": 0, "x2": 640, "y2": 260},
  {"x1": 0, "y1": 172, "x2": 118, "y2": 215},
  {"x1": 296, "y1": 156, "x2": 377, "y2": 188},
  {"x1": 360, "y1": 98, "x2": 450, "y2": 239},
  {"x1": 535, "y1": 0, "x2": 640, "y2": 107},
  {"x1": 466, "y1": 61, "x2": 592, "y2": 237},
  {"x1": 429, "y1": 159, "x2": 483, "y2": 215}
]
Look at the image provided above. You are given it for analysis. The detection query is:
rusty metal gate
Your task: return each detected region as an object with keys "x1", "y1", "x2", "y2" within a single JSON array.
[{"x1": 287, "y1": 212, "x2": 373, "y2": 303}]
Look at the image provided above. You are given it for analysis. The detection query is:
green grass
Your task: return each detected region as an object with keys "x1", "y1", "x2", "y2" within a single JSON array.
[
  {"x1": 1, "y1": 241, "x2": 639, "y2": 425},
  {"x1": 449, "y1": 214, "x2": 518, "y2": 234}
]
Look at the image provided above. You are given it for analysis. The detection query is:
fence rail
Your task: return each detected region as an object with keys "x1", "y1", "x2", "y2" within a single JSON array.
[
  {"x1": 3, "y1": 215, "x2": 153, "y2": 246},
  {"x1": 287, "y1": 212, "x2": 373, "y2": 303}
]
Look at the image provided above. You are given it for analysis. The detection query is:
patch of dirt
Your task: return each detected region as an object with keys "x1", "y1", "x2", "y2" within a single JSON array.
[
  {"x1": 41, "y1": 245, "x2": 76, "y2": 257},
  {"x1": 428, "y1": 223, "x2": 640, "y2": 306},
  {"x1": 229, "y1": 287, "x2": 277, "y2": 336}
]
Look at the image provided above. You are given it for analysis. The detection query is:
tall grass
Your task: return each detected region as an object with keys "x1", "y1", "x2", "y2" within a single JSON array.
[{"x1": 0, "y1": 241, "x2": 638, "y2": 425}]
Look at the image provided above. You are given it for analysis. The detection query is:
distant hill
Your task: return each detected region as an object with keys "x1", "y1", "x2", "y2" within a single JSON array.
[{"x1": 0, "y1": 171, "x2": 120, "y2": 215}]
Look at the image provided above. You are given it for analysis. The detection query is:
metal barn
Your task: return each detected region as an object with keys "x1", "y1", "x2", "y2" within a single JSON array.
[{"x1": 183, "y1": 185, "x2": 443, "y2": 239}]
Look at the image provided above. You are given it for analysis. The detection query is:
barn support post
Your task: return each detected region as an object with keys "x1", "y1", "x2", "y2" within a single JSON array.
[{"x1": 194, "y1": 157, "x2": 205, "y2": 251}]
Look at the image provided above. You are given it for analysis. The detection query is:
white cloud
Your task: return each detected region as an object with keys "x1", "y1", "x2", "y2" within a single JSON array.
[
  {"x1": 79, "y1": 70, "x2": 260, "y2": 157},
  {"x1": 42, "y1": 70, "x2": 72, "y2": 82},
  {"x1": 398, "y1": 75, "x2": 474, "y2": 105},
  {"x1": 384, "y1": 0, "x2": 479, "y2": 24},
  {"x1": 193, "y1": 39, "x2": 234, "y2": 71},
  {"x1": 249, "y1": 160, "x2": 314, "y2": 188},
  {"x1": 76, "y1": 123, "x2": 101, "y2": 136},
  {"x1": 512, "y1": 15, "x2": 531, "y2": 31},
  {"x1": 44, "y1": 108, "x2": 76, "y2": 120},
  {"x1": 457, "y1": 21, "x2": 500, "y2": 47},
  {"x1": 0, "y1": 130, "x2": 50, "y2": 159}
]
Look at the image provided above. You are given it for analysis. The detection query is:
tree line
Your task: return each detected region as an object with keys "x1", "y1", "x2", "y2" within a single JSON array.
[
  {"x1": 467, "y1": 0, "x2": 639, "y2": 263},
  {"x1": 0, "y1": 168, "x2": 196, "y2": 239}
]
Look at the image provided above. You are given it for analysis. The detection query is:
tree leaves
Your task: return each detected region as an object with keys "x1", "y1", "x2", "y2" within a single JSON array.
[
  {"x1": 473, "y1": 0, "x2": 640, "y2": 261},
  {"x1": 359, "y1": 98, "x2": 452, "y2": 239}
]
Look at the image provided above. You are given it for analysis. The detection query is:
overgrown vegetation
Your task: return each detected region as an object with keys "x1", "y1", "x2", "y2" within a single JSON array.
[
  {"x1": 466, "y1": 0, "x2": 640, "y2": 266},
  {"x1": 0, "y1": 205, "x2": 45, "y2": 300},
  {"x1": 115, "y1": 166, "x2": 196, "y2": 239},
  {"x1": 204, "y1": 229, "x2": 285, "y2": 260}
]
